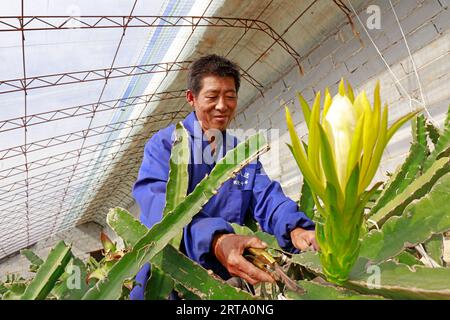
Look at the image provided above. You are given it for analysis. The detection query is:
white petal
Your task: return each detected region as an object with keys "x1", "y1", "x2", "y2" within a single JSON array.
[{"x1": 324, "y1": 94, "x2": 357, "y2": 188}]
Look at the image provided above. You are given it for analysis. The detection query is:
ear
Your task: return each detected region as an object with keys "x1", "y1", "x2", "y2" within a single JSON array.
[{"x1": 186, "y1": 90, "x2": 195, "y2": 108}]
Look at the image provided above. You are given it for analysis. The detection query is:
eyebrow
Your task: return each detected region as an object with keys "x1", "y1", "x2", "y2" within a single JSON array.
[{"x1": 204, "y1": 89, "x2": 236, "y2": 95}]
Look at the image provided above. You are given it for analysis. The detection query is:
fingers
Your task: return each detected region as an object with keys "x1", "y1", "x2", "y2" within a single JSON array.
[
  {"x1": 231, "y1": 256, "x2": 275, "y2": 285},
  {"x1": 244, "y1": 236, "x2": 267, "y2": 250},
  {"x1": 234, "y1": 271, "x2": 259, "y2": 286},
  {"x1": 292, "y1": 229, "x2": 320, "y2": 252},
  {"x1": 214, "y1": 234, "x2": 275, "y2": 285},
  {"x1": 238, "y1": 236, "x2": 274, "y2": 284},
  {"x1": 303, "y1": 232, "x2": 320, "y2": 252},
  {"x1": 294, "y1": 237, "x2": 310, "y2": 251},
  {"x1": 311, "y1": 237, "x2": 320, "y2": 251}
]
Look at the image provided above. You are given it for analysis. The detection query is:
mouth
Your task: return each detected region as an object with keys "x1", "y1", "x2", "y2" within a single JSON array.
[{"x1": 213, "y1": 115, "x2": 228, "y2": 120}]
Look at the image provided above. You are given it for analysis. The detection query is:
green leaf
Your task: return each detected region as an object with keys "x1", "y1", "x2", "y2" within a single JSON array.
[
  {"x1": 426, "y1": 122, "x2": 441, "y2": 146},
  {"x1": 291, "y1": 253, "x2": 450, "y2": 299},
  {"x1": 394, "y1": 251, "x2": 423, "y2": 266},
  {"x1": 174, "y1": 283, "x2": 201, "y2": 300},
  {"x1": 291, "y1": 251, "x2": 323, "y2": 274},
  {"x1": 369, "y1": 157, "x2": 449, "y2": 226},
  {"x1": 360, "y1": 171, "x2": 450, "y2": 264},
  {"x1": 152, "y1": 245, "x2": 255, "y2": 300},
  {"x1": 108, "y1": 208, "x2": 175, "y2": 300},
  {"x1": 308, "y1": 91, "x2": 322, "y2": 181},
  {"x1": 369, "y1": 85, "x2": 382, "y2": 169},
  {"x1": 108, "y1": 209, "x2": 253, "y2": 300},
  {"x1": 322, "y1": 88, "x2": 332, "y2": 121},
  {"x1": 358, "y1": 92, "x2": 377, "y2": 184},
  {"x1": 347, "y1": 259, "x2": 450, "y2": 299},
  {"x1": 412, "y1": 114, "x2": 428, "y2": 146},
  {"x1": 231, "y1": 223, "x2": 281, "y2": 251},
  {"x1": 369, "y1": 139, "x2": 428, "y2": 218},
  {"x1": 285, "y1": 280, "x2": 385, "y2": 300},
  {"x1": 355, "y1": 182, "x2": 383, "y2": 217},
  {"x1": 0, "y1": 282, "x2": 7, "y2": 295},
  {"x1": 163, "y1": 122, "x2": 190, "y2": 217},
  {"x1": 51, "y1": 257, "x2": 90, "y2": 300},
  {"x1": 343, "y1": 164, "x2": 360, "y2": 216},
  {"x1": 20, "y1": 249, "x2": 44, "y2": 268},
  {"x1": 294, "y1": 140, "x2": 315, "y2": 220},
  {"x1": 285, "y1": 106, "x2": 324, "y2": 198},
  {"x1": 347, "y1": 82, "x2": 355, "y2": 103},
  {"x1": 296, "y1": 92, "x2": 311, "y2": 130},
  {"x1": 254, "y1": 232, "x2": 282, "y2": 251},
  {"x1": 386, "y1": 110, "x2": 420, "y2": 143},
  {"x1": 83, "y1": 133, "x2": 268, "y2": 299},
  {"x1": 412, "y1": 114, "x2": 430, "y2": 177},
  {"x1": 318, "y1": 125, "x2": 342, "y2": 202},
  {"x1": 151, "y1": 123, "x2": 190, "y2": 296},
  {"x1": 424, "y1": 234, "x2": 444, "y2": 267},
  {"x1": 100, "y1": 232, "x2": 116, "y2": 253},
  {"x1": 373, "y1": 81, "x2": 381, "y2": 117},
  {"x1": 231, "y1": 223, "x2": 254, "y2": 237},
  {"x1": 338, "y1": 78, "x2": 346, "y2": 96},
  {"x1": 346, "y1": 112, "x2": 364, "y2": 185},
  {"x1": 2, "y1": 283, "x2": 28, "y2": 300},
  {"x1": 423, "y1": 122, "x2": 450, "y2": 172},
  {"x1": 364, "y1": 189, "x2": 382, "y2": 209},
  {"x1": 145, "y1": 266, "x2": 174, "y2": 300},
  {"x1": 359, "y1": 103, "x2": 387, "y2": 193},
  {"x1": 21, "y1": 241, "x2": 72, "y2": 300},
  {"x1": 446, "y1": 105, "x2": 450, "y2": 130},
  {"x1": 107, "y1": 207, "x2": 148, "y2": 247},
  {"x1": 1, "y1": 274, "x2": 29, "y2": 300},
  {"x1": 299, "y1": 178, "x2": 315, "y2": 220}
]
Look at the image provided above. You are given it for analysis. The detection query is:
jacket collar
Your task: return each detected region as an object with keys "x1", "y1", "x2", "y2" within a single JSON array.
[{"x1": 182, "y1": 111, "x2": 203, "y2": 140}]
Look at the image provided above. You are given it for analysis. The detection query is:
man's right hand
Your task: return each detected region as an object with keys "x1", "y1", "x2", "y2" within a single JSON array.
[{"x1": 212, "y1": 233, "x2": 275, "y2": 285}]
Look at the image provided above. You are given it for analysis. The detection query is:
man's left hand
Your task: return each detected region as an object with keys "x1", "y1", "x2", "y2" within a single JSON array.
[{"x1": 290, "y1": 227, "x2": 319, "y2": 252}]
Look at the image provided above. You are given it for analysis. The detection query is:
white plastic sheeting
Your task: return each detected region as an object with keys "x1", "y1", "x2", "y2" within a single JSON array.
[{"x1": 0, "y1": 0, "x2": 223, "y2": 259}]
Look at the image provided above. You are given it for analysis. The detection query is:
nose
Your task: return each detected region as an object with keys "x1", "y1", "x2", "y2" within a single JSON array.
[{"x1": 216, "y1": 96, "x2": 227, "y2": 112}]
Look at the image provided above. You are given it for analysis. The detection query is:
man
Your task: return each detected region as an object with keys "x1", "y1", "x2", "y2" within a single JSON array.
[{"x1": 130, "y1": 54, "x2": 318, "y2": 300}]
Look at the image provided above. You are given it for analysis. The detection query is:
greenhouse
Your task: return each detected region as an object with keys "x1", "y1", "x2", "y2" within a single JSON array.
[{"x1": 0, "y1": 0, "x2": 449, "y2": 301}]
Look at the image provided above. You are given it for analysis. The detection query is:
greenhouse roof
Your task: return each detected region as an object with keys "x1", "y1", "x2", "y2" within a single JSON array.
[{"x1": 0, "y1": 0, "x2": 374, "y2": 259}]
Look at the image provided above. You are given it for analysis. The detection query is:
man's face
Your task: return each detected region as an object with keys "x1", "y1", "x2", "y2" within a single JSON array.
[{"x1": 186, "y1": 75, "x2": 238, "y2": 132}]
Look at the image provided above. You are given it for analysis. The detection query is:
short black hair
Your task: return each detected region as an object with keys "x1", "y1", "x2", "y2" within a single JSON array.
[{"x1": 187, "y1": 54, "x2": 241, "y2": 96}]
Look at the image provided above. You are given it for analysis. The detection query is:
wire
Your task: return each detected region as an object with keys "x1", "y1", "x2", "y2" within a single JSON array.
[
  {"x1": 345, "y1": 0, "x2": 439, "y2": 127},
  {"x1": 388, "y1": 0, "x2": 438, "y2": 127}
]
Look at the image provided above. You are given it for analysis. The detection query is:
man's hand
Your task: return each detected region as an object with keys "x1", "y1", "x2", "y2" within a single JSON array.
[
  {"x1": 212, "y1": 234, "x2": 275, "y2": 285},
  {"x1": 290, "y1": 227, "x2": 320, "y2": 252}
]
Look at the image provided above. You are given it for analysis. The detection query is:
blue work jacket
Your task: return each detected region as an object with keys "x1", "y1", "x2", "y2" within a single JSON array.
[{"x1": 129, "y1": 111, "x2": 314, "y2": 299}]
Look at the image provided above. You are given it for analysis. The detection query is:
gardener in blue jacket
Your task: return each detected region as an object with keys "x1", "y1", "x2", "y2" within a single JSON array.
[{"x1": 130, "y1": 54, "x2": 318, "y2": 299}]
